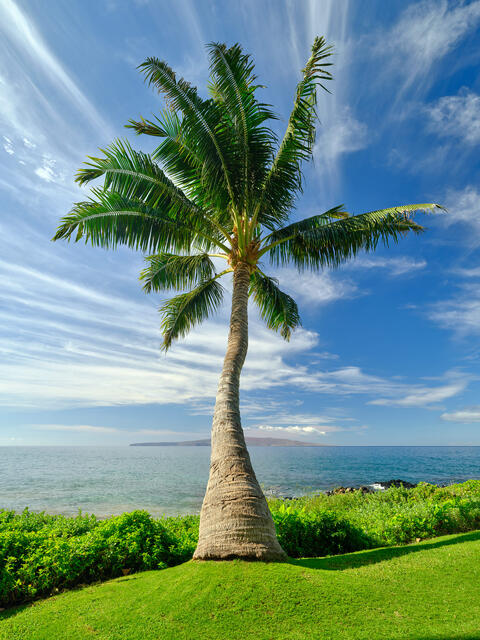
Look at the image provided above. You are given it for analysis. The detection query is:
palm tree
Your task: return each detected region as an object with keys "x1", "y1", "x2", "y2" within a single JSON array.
[{"x1": 53, "y1": 37, "x2": 442, "y2": 561}]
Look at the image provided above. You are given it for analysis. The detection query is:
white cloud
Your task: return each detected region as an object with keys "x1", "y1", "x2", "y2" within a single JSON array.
[
  {"x1": 22, "y1": 137, "x2": 36, "y2": 149},
  {"x1": 370, "y1": 379, "x2": 467, "y2": 408},
  {"x1": 443, "y1": 186, "x2": 480, "y2": 245},
  {"x1": 3, "y1": 136, "x2": 14, "y2": 155},
  {"x1": 441, "y1": 407, "x2": 480, "y2": 423},
  {"x1": 427, "y1": 88, "x2": 480, "y2": 145},
  {"x1": 429, "y1": 284, "x2": 480, "y2": 336},
  {"x1": 257, "y1": 425, "x2": 328, "y2": 436},
  {"x1": 378, "y1": 0, "x2": 480, "y2": 96},
  {"x1": 33, "y1": 424, "x2": 119, "y2": 433},
  {"x1": 347, "y1": 256, "x2": 427, "y2": 276},
  {"x1": 453, "y1": 266, "x2": 480, "y2": 278},
  {"x1": 34, "y1": 154, "x2": 64, "y2": 183},
  {"x1": 34, "y1": 155, "x2": 60, "y2": 183},
  {"x1": 314, "y1": 106, "x2": 368, "y2": 165},
  {"x1": 0, "y1": 0, "x2": 111, "y2": 135},
  {"x1": 276, "y1": 268, "x2": 358, "y2": 306}
]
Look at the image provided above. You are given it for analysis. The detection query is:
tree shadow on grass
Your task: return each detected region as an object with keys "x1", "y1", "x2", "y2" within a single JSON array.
[
  {"x1": 0, "y1": 603, "x2": 28, "y2": 620},
  {"x1": 290, "y1": 530, "x2": 480, "y2": 571},
  {"x1": 0, "y1": 573, "x2": 144, "y2": 621}
]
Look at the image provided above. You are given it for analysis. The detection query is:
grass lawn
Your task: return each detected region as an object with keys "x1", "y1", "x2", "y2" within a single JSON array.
[{"x1": 1, "y1": 531, "x2": 480, "y2": 640}]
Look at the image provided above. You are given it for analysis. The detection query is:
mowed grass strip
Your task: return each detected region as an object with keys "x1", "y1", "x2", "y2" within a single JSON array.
[{"x1": 1, "y1": 531, "x2": 480, "y2": 640}]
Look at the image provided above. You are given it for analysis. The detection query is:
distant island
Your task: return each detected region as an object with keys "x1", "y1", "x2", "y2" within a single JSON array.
[{"x1": 130, "y1": 437, "x2": 329, "y2": 447}]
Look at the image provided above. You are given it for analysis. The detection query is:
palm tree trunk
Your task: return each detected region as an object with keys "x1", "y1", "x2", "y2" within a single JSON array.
[{"x1": 193, "y1": 261, "x2": 286, "y2": 561}]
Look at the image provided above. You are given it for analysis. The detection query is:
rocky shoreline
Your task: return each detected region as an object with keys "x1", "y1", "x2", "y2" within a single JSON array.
[{"x1": 325, "y1": 478, "x2": 418, "y2": 496}]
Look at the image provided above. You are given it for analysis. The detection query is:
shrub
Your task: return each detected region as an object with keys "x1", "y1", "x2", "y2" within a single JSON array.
[
  {"x1": 0, "y1": 510, "x2": 180, "y2": 607},
  {"x1": 2, "y1": 480, "x2": 480, "y2": 607},
  {"x1": 272, "y1": 503, "x2": 370, "y2": 557}
]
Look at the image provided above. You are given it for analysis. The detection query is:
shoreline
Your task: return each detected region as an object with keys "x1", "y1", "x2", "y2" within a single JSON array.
[{"x1": 3, "y1": 478, "x2": 480, "y2": 520}]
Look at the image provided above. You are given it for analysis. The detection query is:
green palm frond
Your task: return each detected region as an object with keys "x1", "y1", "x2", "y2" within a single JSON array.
[
  {"x1": 262, "y1": 205, "x2": 348, "y2": 245},
  {"x1": 140, "y1": 253, "x2": 216, "y2": 292},
  {"x1": 207, "y1": 43, "x2": 277, "y2": 210},
  {"x1": 138, "y1": 57, "x2": 238, "y2": 210},
  {"x1": 144, "y1": 109, "x2": 232, "y2": 219},
  {"x1": 126, "y1": 114, "x2": 168, "y2": 137},
  {"x1": 265, "y1": 204, "x2": 442, "y2": 270},
  {"x1": 53, "y1": 190, "x2": 220, "y2": 253},
  {"x1": 249, "y1": 271, "x2": 301, "y2": 340},
  {"x1": 255, "y1": 36, "x2": 334, "y2": 229},
  {"x1": 128, "y1": 109, "x2": 233, "y2": 219},
  {"x1": 76, "y1": 139, "x2": 210, "y2": 219},
  {"x1": 160, "y1": 273, "x2": 227, "y2": 350}
]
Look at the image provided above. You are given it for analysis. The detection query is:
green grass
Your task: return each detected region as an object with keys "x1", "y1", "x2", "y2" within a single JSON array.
[{"x1": 2, "y1": 531, "x2": 480, "y2": 640}]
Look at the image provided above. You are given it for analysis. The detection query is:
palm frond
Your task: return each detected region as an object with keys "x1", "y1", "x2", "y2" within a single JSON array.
[
  {"x1": 249, "y1": 271, "x2": 301, "y2": 340},
  {"x1": 148, "y1": 109, "x2": 232, "y2": 219},
  {"x1": 76, "y1": 139, "x2": 212, "y2": 223},
  {"x1": 140, "y1": 253, "x2": 216, "y2": 292},
  {"x1": 160, "y1": 274, "x2": 227, "y2": 350},
  {"x1": 128, "y1": 107, "x2": 234, "y2": 220},
  {"x1": 265, "y1": 204, "x2": 442, "y2": 270},
  {"x1": 137, "y1": 57, "x2": 237, "y2": 209},
  {"x1": 52, "y1": 190, "x2": 220, "y2": 253},
  {"x1": 255, "y1": 36, "x2": 334, "y2": 229},
  {"x1": 262, "y1": 205, "x2": 348, "y2": 245},
  {"x1": 207, "y1": 43, "x2": 277, "y2": 211}
]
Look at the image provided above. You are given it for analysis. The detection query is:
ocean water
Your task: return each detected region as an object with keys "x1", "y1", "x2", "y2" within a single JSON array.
[{"x1": 1, "y1": 446, "x2": 480, "y2": 517}]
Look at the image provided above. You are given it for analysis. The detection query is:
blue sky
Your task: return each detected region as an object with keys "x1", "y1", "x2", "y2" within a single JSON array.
[{"x1": 1, "y1": 0, "x2": 480, "y2": 446}]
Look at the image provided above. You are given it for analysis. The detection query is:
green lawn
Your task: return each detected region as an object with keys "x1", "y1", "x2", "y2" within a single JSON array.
[{"x1": 2, "y1": 531, "x2": 480, "y2": 640}]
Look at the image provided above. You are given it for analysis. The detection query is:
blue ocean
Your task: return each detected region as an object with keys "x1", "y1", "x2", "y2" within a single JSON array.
[{"x1": 2, "y1": 446, "x2": 480, "y2": 517}]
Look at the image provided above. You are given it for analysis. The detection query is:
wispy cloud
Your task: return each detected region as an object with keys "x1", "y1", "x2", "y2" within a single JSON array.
[
  {"x1": 441, "y1": 407, "x2": 480, "y2": 423},
  {"x1": 32, "y1": 424, "x2": 119, "y2": 433},
  {"x1": 3, "y1": 136, "x2": 14, "y2": 155},
  {"x1": 0, "y1": 245, "x2": 467, "y2": 412},
  {"x1": 429, "y1": 283, "x2": 480, "y2": 337},
  {"x1": 426, "y1": 88, "x2": 480, "y2": 145},
  {"x1": 369, "y1": 376, "x2": 467, "y2": 408},
  {"x1": 256, "y1": 425, "x2": 330, "y2": 436},
  {"x1": 443, "y1": 186, "x2": 480, "y2": 246},
  {"x1": 0, "y1": 0, "x2": 111, "y2": 136},
  {"x1": 34, "y1": 154, "x2": 63, "y2": 183},
  {"x1": 377, "y1": 0, "x2": 480, "y2": 98},
  {"x1": 314, "y1": 106, "x2": 368, "y2": 173},
  {"x1": 276, "y1": 268, "x2": 359, "y2": 306},
  {"x1": 453, "y1": 266, "x2": 480, "y2": 278},
  {"x1": 346, "y1": 256, "x2": 427, "y2": 277}
]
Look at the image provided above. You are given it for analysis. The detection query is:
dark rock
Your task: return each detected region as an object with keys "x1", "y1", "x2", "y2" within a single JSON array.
[
  {"x1": 378, "y1": 479, "x2": 417, "y2": 490},
  {"x1": 326, "y1": 485, "x2": 373, "y2": 496},
  {"x1": 358, "y1": 485, "x2": 373, "y2": 494}
]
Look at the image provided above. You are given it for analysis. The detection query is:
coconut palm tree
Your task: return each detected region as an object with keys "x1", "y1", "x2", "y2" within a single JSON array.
[{"x1": 53, "y1": 37, "x2": 442, "y2": 561}]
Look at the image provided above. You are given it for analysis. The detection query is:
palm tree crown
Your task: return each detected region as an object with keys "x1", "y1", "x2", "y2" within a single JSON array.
[{"x1": 53, "y1": 37, "x2": 442, "y2": 348}]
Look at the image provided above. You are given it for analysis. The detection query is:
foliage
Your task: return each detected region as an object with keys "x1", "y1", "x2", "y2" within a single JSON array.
[
  {"x1": 2, "y1": 480, "x2": 480, "y2": 607},
  {"x1": 0, "y1": 510, "x2": 197, "y2": 607},
  {"x1": 2, "y1": 531, "x2": 480, "y2": 639},
  {"x1": 271, "y1": 502, "x2": 369, "y2": 557},
  {"x1": 269, "y1": 480, "x2": 480, "y2": 547}
]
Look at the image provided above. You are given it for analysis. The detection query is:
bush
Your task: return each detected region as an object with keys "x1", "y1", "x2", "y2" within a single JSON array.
[
  {"x1": 0, "y1": 510, "x2": 194, "y2": 607},
  {"x1": 272, "y1": 503, "x2": 370, "y2": 557},
  {"x1": 2, "y1": 480, "x2": 480, "y2": 607}
]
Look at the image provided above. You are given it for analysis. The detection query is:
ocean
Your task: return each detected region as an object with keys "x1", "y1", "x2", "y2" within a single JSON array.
[{"x1": 2, "y1": 445, "x2": 480, "y2": 517}]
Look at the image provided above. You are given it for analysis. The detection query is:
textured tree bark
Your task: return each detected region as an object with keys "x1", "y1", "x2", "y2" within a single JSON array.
[{"x1": 193, "y1": 261, "x2": 286, "y2": 561}]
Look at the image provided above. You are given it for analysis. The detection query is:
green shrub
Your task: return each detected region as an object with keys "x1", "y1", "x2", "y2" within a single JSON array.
[
  {"x1": 2, "y1": 480, "x2": 480, "y2": 607},
  {"x1": 272, "y1": 503, "x2": 370, "y2": 557},
  {"x1": 0, "y1": 510, "x2": 186, "y2": 607}
]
